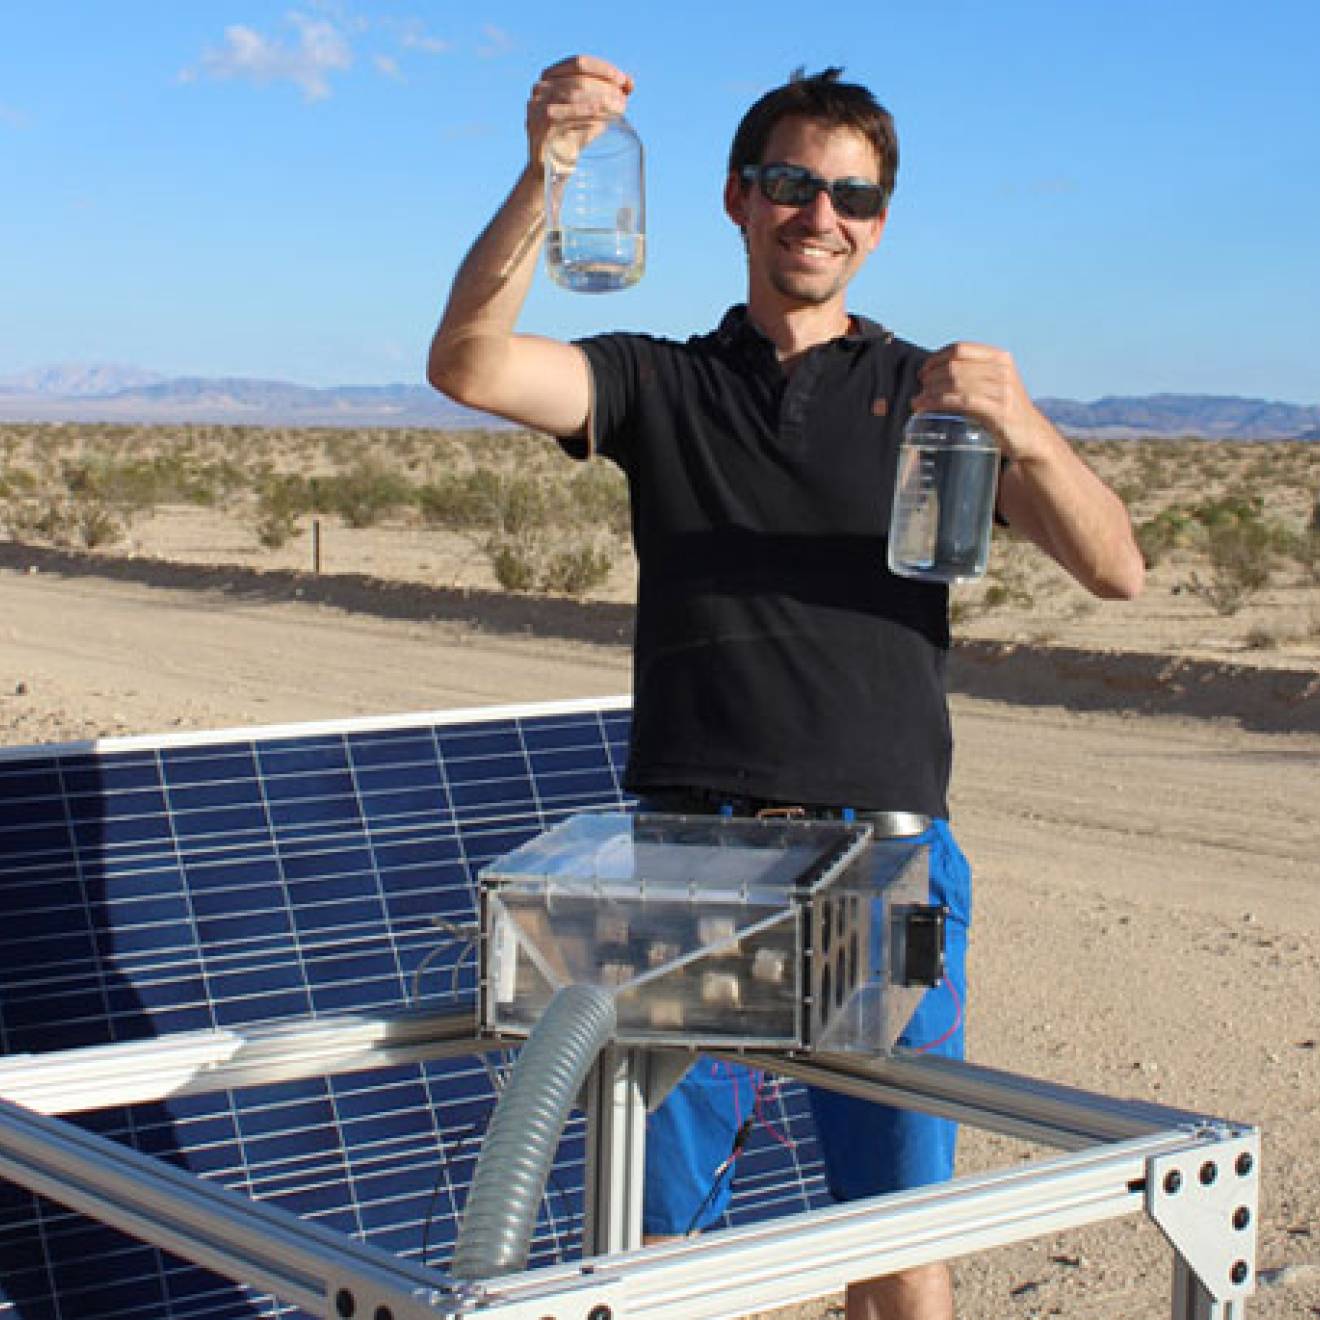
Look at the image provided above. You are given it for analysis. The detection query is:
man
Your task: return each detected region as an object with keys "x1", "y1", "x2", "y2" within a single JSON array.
[{"x1": 428, "y1": 54, "x2": 1144, "y2": 1320}]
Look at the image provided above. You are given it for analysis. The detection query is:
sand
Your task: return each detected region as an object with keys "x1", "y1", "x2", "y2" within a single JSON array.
[{"x1": 0, "y1": 547, "x2": 1317, "y2": 1318}]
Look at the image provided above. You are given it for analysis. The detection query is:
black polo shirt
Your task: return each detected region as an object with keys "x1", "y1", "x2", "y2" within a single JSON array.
[{"x1": 570, "y1": 305, "x2": 953, "y2": 818}]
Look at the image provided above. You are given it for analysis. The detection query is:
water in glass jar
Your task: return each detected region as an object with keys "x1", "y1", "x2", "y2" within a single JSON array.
[
  {"x1": 888, "y1": 442, "x2": 999, "y2": 583},
  {"x1": 545, "y1": 227, "x2": 645, "y2": 292}
]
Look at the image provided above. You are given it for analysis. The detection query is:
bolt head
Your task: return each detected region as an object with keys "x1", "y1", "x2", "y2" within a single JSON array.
[{"x1": 1163, "y1": 1169, "x2": 1183, "y2": 1195}]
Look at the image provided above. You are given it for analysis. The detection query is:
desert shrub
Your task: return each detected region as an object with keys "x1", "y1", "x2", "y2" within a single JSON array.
[
  {"x1": 1297, "y1": 497, "x2": 1320, "y2": 577},
  {"x1": 1242, "y1": 625, "x2": 1280, "y2": 651},
  {"x1": 2, "y1": 495, "x2": 122, "y2": 549},
  {"x1": 568, "y1": 463, "x2": 630, "y2": 537},
  {"x1": 1191, "y1": 492, "x2": 1265, "y2": 532},
  {"x1": 1115, "y1": 480, "x2": 1145, "y2": 510},
  {"x1": 252, "y1": 474, "x2": 312, "y2": 549},
  {"x1": 57, "y1": 450, "x2": 243, "y2": 513},
  {"x1": 316, "y1": 460, "x2": 413, "y2": 528},
  {"x1": 487, "y1": 536, "x2": 539, "y2": 592},
  {"x1": 0, "y1": 467, "x2": 38, "y2": 500},
  {"x1": 491, "y1": 472, "x2": 554, "y2": 536},
  {"x1": 419, "y1": 468, "x2": 559, "y2": 536},
  {"x1": 1182, "y1": 519, "x2": 1274, "y2": 615},
  {"x1": 3, "y1": 497, "x2": 73, "y2": 545},
  {"x1": 417, "y1": 471, "x2": 495, "y2": 530},
  {"x1": 1135, "y1": 508, "x2": 1195, "y2": 567},
  {"x1": 418, "y1": 463, "x2": 621, "y2": 596},
  {"x1": 540, "y1": 540, "x2": 615, "y2": 595},
  {"x1": 73, "y1": 499, "x2": 123, "y2": 549},
  {"x1": 487, "y1": 532, "x2": 616, "y2": 597},
  {"x1": 979, "y1": 543, "x2": 1035, "y2": 610}
]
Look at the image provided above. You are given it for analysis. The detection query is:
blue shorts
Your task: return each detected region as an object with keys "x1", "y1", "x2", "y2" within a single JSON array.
[{"x1": 640, "y1": 818, "x2": 971, "y2": 1235}]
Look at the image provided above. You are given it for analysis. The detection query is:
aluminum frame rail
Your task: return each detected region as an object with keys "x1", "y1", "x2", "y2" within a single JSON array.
[{"x1": 0, "y1": 1014, "x2": 1259, "y2": 1319}]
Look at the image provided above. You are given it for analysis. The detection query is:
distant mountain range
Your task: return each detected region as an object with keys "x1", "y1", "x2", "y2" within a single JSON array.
[
  {"x1": 0, "y1": 364, "x2": 501, "y2": 431},
  {"x1": 0, "y1": 363, "x2": 1317, "y2": 438},
  {"x1": 1034, "y1": 393, "x2": 1320, "y2": 440}
]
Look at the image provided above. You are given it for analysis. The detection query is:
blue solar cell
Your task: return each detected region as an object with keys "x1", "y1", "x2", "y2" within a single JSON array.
[{"x1": 0, "y1": 699, "x2": 828, "y2": 1318}]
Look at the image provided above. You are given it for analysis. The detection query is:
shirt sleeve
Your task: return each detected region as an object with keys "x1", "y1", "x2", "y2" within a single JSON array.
[{"x1": 570, "y1": 332, "x2": 642, "y2": 472}]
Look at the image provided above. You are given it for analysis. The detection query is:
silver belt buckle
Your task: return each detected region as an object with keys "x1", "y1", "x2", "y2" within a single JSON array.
[{"x1": 861, "y1": 810, "x2": 930, "y2": 838}]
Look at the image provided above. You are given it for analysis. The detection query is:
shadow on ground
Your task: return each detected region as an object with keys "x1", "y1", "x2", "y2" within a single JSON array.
[{"x1": 5, "y1": 541, "x2": 1316, "y2": 735}]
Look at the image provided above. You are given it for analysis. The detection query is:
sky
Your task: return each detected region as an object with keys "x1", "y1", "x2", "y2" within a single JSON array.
[{"x1": 2, "y1": 1, "x2": 1318, "y2": 403}]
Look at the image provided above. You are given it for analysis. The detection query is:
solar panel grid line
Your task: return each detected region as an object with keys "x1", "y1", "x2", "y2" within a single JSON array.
[
  {"x1": 195, "y1": 744, "x2": 303, "y2": 1256},
  {"x1": 150, "y1": 743, "x2": 221, "y2": 1043},
  {"x1": 309, "y1": 984, "x2": 370, "y2": 1242},
  {"x1": 345, "y1": 736, "x2": 424, "y2": 1051},
  {"x1": 257, "y1": 742, "x2": 341, "y2": 1040},
  {"x1": 50, "y1": 756, "x2": 119, "y2": 1056}
]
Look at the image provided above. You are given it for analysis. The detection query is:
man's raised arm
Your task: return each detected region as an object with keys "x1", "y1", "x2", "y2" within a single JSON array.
[{"x1": 426, "y1": 56, "x2": 633, "y2": 439}]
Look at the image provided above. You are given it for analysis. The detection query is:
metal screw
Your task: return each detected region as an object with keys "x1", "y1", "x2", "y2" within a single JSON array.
[
  {"x1": 334, "y1": 1290, "x2": 356, "y2": 1319},
  {"x1": 1200, "y1": 1160, "x2": 1219, "y2": 1186},
  {"x1": 374, "y1": 1309, "x2": 393, "y2": 1320},
  {"x1": 1232, "y1": 1206, "x2": 1252, "y2": 1231},
  {"x1": 1236, "y1": 1151, "x2": 1254, "y2": 1177},
  {"x1": 587, "y1": 1307, "x2": 614, "y2": 1320},
  {"x1": 1163, "y1": 1169, "x2": 1183, "y2": 1195},
  {"x1": 1230, "y1": 1260, "x2": 1250, "y2": 1286}
]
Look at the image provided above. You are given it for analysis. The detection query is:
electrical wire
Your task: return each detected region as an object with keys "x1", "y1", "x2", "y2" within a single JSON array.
[
  {"x1": 683, "y1": 1117, "x2": 754, "y2": 1237},
  {"x1": 409, "y1": 916, "x2": 478, "y2": 1005},
  {"x1": 911, "y1": 974, "x2": 963, "y2": 1055},
  {"x1": 421, "y1": 1119, "x2": 483, "y2": 1270},
  {"x1": 751, "y1": 1072, "x2": 796, "y2": 1151}
]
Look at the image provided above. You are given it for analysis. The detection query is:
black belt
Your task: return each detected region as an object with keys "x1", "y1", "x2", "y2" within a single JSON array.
[{"x1": 639, "y1": 787, "x2": 930, "y2": 839}]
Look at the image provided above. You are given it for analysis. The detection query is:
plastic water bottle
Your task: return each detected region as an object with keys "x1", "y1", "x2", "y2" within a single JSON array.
[
  {"x1": 544, "y1": 115, "x2": 645, "y2": 293},
  {"x1": 888, "y1": 413, "x2": 999, "y2": 583}
]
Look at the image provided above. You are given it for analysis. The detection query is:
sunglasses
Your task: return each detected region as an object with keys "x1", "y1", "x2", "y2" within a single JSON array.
[{"x1": 740, "y1": 162, "x2": 888, "y2": 221}]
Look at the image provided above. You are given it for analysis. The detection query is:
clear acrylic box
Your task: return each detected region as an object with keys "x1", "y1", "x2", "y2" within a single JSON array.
[{"x1": 478, "y1": 812, "x2": 934, "y2": 1055}]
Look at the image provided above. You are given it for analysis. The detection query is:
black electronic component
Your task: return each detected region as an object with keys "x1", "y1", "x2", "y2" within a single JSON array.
[{"x1": 899, "y1": 904, "x2": 947, "y2": 987}]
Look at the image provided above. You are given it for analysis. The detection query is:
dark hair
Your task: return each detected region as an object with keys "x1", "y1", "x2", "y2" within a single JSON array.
[{"x1": 728, "y1": 67, "x2": 899, "y2": 205}]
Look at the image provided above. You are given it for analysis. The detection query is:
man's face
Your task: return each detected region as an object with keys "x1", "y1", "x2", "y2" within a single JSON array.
[{"x1": 726, "y1": 115, "x2": 887, "y2": 311}]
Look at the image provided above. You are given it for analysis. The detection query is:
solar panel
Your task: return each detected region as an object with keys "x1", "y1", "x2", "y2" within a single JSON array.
[{"x1": 0, "y1": 698, "x2": 833, "y2": 1318}]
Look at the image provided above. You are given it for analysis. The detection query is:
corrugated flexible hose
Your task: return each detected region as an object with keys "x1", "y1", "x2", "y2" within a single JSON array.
[{"x1": 450, "y1": 982, "x2": 617, "y2": 1282}]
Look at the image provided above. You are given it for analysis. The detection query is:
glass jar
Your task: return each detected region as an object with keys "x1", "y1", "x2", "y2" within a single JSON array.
[{"x1": 544, "y1": 114, "x2": 645, "y2": 293}]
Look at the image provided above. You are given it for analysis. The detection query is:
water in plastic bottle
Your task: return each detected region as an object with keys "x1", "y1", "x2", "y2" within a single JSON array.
[{"x1": 888, "y1": 413, "x2": 999, "y2": 583}]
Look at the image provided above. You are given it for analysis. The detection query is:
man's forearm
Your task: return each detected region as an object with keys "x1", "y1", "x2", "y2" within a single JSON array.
[
  {"x1": 998, "y1": 412, "x2": 1145, "y2": 600},
  {"x1": 427, "y1": 165, "x2": 545, "y2": 400}
]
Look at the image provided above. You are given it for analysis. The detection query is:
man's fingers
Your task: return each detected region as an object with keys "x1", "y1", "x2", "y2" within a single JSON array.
[
  {"x1": 539, "y1": 54, "x2": 634, "y2": 94},
  {"x1": 920, "y1": 342, "x2": 1008, "y2": 376}
]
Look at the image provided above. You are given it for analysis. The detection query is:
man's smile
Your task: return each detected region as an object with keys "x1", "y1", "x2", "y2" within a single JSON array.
[{"x1": 780, "y1": 235, "x2": 847, "y2": 262}]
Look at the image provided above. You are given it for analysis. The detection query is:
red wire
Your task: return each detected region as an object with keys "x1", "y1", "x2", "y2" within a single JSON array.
[
  {"x1": 912, "y1": 975, "x2": 963, "y2": 1055},
  {"x1": 752, "y1": 1073, "x2": 796, "y2": 1150}
]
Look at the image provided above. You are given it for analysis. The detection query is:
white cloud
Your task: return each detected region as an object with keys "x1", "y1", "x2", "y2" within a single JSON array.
[
  {"x1": 477, "y1": 24, "x2": 514, "y2": 59},
  {"x1": 393, "y1": 18, "x2": 450, "y2": 55},
  {"x1": 373, "y1": 53, "x2": 404, "y2": 81},
  {"x1": 183, "y1": 11, "x2": 354, "y2": 102}
]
